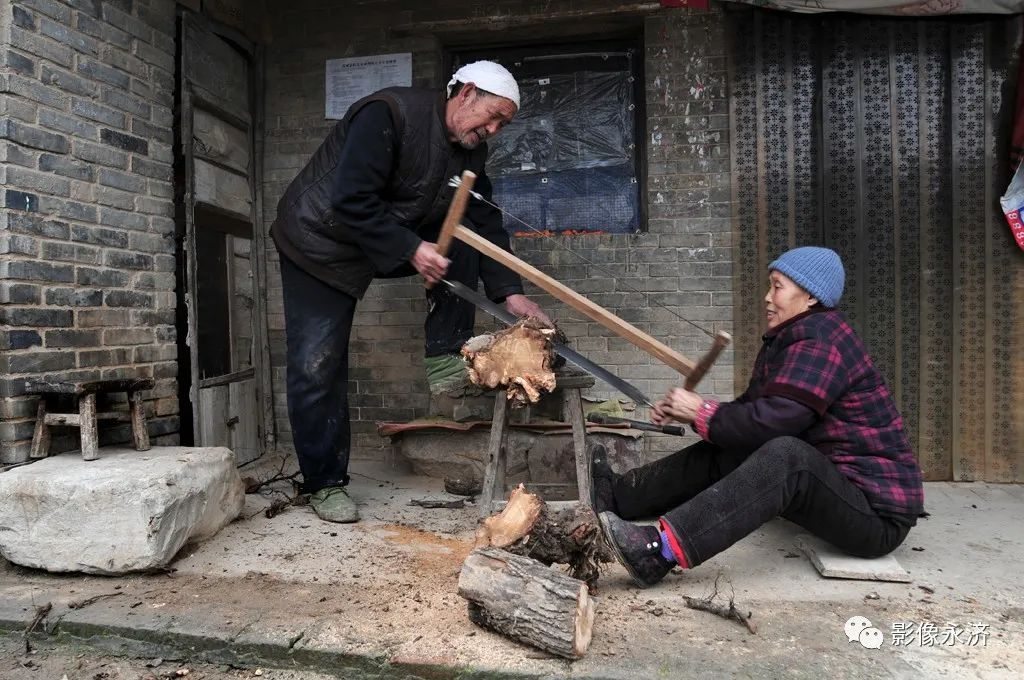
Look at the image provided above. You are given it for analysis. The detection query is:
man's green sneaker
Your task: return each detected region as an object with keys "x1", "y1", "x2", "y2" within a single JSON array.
[{"x1": 309, "y1": 486, "x2": 359, "y2": 523}]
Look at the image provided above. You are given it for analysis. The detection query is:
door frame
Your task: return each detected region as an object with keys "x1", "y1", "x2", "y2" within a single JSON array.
[{"x1": 177, "y1": 8, "x2": 273, "y2": 454}]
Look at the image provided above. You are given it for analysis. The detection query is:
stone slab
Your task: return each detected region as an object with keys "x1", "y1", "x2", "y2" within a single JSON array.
[
  {"x1": 796, "y1": 534, "x2": 911, "y2": 582},
  {"x1": 0, "y1": 447, "x2": 244, "y2": 574}
]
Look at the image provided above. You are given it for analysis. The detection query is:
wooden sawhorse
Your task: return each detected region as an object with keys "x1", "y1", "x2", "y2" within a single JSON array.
[
  {"x1": 479, "y1": 373, "x2": 596, "y2": 515},
  {"x1": 26, "y1": 378, "x2": 154, "y2": 461}
]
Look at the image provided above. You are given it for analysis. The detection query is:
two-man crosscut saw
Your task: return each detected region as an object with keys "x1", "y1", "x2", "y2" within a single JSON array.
[{"x1": 433, "y1": 170, "x2": 731, "y2": 407}]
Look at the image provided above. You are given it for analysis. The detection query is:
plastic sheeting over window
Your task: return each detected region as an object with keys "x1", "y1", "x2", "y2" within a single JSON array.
[{"x1": 483, "y1": 52, "x2": 641, "y2": 236}]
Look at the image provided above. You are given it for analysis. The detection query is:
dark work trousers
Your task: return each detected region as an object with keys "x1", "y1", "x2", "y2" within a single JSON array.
[
  {"x1": 279, "y1": 243, "x2": 485, "y2": 493},
  {"x1": 614, "y1": 436, "x2": 910, "y2": 568}
]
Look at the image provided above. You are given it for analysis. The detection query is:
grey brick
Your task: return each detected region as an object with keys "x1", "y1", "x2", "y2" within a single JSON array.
[
  {"x1": 72, "y1": 98, "x2": 127, "y2": 128},
  {"x1": 101, "y1": 5, "x2": 152, "y2": 42},
  {"x1": 132, "y1": 309, "x2": 174, "y2": 326},
  {"x1": 127, "y1": 77, "x2": 152, "y2": 100},
  {"x1": 0, "y1": 142, "x2": 38, "y2": 168},
  {"x1": 36, "y1": 196, "x2": 97, "y2": 223},
  {"x1": 0, "y1": 397, "x2": 36, "y2": 420},
  {"x1": 77, "y1": 308, "x2": 129, "y2": 327},
  {"x1": 40, "y1": 63, "x2": 95, "y2": 97},
  {"x1": 95, "y1": 185, "x2": 135, "y2": 210},
  {"x1": 154, "y1": 254, "x2": 175, "y2": 272},
  {"x1": 71, "y1": 226, "x2": 129, "y2": 250},
  {"x1": 45, "y1": 329, "x2": 101, "y2": 348},
  {"x1": 39, "y1": 16, "x2": 99, "y2": 55},
  {"x1": 98, "y1": 206, "x2": 148, "y2": 231},
  {"x1": 4, "y1": 73, "x2": 68, "y2": 109},
  {"x1": 19, "y1": 0, "x2": 72, "y2": 23},
  {"x1": 150, "y1": 67, "x2": 173, "y2": 95},
  {"x1": 100, "y1": 44, "x2": 149, "y2": 79},
  {"x1": 130, "y1": 118, "x2": 172, "y2": 145},
  {"x1": 10, "y1": 26, "x2": 73, "y2": 68},
  {"x1": 7, "y1": 165, "x2": 71, "y2": 197},
  {"x1": 67, "y1": 0, "x2": 102, "y2": 18},
  {"x1": 45, "y1": 287, "x2": 102, "y2": 307},
  {"x1": 0, "y1": 119, "x2": 70, "y2": 153},
  {"x1": 12, "y1": 6, "x2": 36, "y2": 29},
  {"x1": 105, "y1": 250, "x2": 153, "y2": 270},
  {"x1": 77, "y1": 57, "x2": 131, "y2": 89},
  {"x1": 76, "y1": 266, "x2": 129, "y2": 286},
  {"x1": 134, "y1": 196, "x2": 172, "y2": 216},
  {"x1": 72, "y1": 140, "x2": 129, "y2": 169},
  {"x1": 41, "y1": 241, "x2": 99, "y2": 264},
  {"x1": 0, "y1": 94, "x2": 38, "y2": 123},
  {"x1": 5, "y1": 213, "x2": 69, "y2": 239},
  {"x1": 0, "y1": 282, "x2": 41, "y2": 304},
  {"x1": 148, "y1": 181, "x2": 173, "y2": 199},
  {"x1": 78, "y1": 348, "x2": 132, "y2": 367},
  {"x1": 104, "y1": 290, "x2": 153, "y2": 308},
  {"x1": 101, "y1": 87, "x2": 152, "y2": 119},
  {"x1": 98, "y1": 167, "x2": 147, "y2": 193},
  {"x1": 128, "y1": 231, "x2": 170, "y2": 254},
  {"x1": 39, "y1": 154, "x2": 94, "y2": 181},
  {"x1": 132, "y1": 37, "x2": 174, "y2": 72},
  {"x1": 39, "y1": 109, "x2": 99, "y2": 140},
  {"x1": 0, "y1": 307, "x2": 72, "y2": 327},
  {"x1": 100, "y1": 128, "x2": 147, "y2": 154},
  {"x1": 104, "y1": 328, "x2": 154, "y2": 345},
  {"x1": 0, "y1": 421, "x2": 37, "y2": 445},
  {"x1": 0, "y1": 234, "x2": 38, "y2": 256},
  {"x1": 3, "y1": 50, "x2": 35, "y2": 76},
  {"x1": 133, "y1": 271, "x2": 175, "y2": 290},
  {"x1": 3, "y1": 189, "x2": 39, "y2": 213}
]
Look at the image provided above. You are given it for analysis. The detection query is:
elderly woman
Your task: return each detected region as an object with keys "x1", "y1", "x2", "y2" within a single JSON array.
[{"x1": 595, "y1": 246, "x2": 924, "y2": 588}]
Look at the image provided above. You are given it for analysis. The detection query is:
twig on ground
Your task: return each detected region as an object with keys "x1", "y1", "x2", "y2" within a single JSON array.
[
  {"x1": 25, "y1": 602, "x2": 51, "y2": 653},
  {"x1": 682, "y1": 573, "x2": 757, "y2": 634},
  {"x1": 68, "y1": 592, "x2": 123, "y2": 609},
  {"x1": 244, "y1": 457, "x2": 300, "y2": 493}
]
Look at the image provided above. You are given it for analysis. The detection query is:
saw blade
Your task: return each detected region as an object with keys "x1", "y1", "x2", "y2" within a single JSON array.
[{"x1": 441, "y1": 279, "x2": 655, "y2": 408}]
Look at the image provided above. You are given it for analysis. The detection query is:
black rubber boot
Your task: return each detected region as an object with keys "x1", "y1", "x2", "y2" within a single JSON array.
[{"x1": 598, "y1": 511, "x2": 674, "y2": 588}]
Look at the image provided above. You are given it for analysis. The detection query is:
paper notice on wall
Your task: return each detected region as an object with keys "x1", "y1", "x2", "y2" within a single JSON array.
[{"x1": 325, "y1": 53, "x2": 412, "y2": 119}]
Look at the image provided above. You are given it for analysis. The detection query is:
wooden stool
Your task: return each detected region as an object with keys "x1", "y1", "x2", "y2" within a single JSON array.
[
  {"x1": 479, "y1": 372, "x2": 596, "y2": 516},
  {"x1": 26, "y1": 378, "x2": 155, "y2": 461}
]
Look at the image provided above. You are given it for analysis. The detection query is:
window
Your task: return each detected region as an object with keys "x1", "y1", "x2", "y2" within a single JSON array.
[{"x1": 453, "y1": 40, "x2": 644, "y2": 236}]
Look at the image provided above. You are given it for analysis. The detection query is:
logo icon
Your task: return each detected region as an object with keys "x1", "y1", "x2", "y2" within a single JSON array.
[{"x1": 845, "y1": 616, "x2": 884, "y2": 649}]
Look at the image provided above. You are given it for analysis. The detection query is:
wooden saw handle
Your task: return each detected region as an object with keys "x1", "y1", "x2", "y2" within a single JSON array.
[
  {"x1": 683, "y1": 331, "x2": 731, "y2": 391},
  {"x1": 427, "y1": 170, "x2": 476, "y2": 289}
]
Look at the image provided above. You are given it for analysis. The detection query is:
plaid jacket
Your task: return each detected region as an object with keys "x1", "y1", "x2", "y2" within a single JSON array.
[{"x1": 708, "y1": 309, "x2": 924, "y2": 520}]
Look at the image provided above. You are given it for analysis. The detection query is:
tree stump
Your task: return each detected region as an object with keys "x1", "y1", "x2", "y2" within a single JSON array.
[
  {"x1": 458, "y1": 546, "x2": 595, "y2": 659},
  {"x1": 475, "y1": 484, "x2": 611, "y2": 585},
  {"x1": 462, "y1": 319, "x2": 558, "y2": 407}
]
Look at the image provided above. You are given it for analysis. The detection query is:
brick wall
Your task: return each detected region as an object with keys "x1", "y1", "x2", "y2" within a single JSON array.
[
  {"x1": 0, "y1": 0, "x2": 179, "y2": 463},
  {"x1": 261, "y1": 0, "x2": 734, "y2": 460}
]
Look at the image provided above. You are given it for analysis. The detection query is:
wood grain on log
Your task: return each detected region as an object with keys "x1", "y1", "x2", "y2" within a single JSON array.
[
  {"x1": 458, "y1": 547, "x2": 594, "y2": 659},
  {"x1": 476, "y1": 485, "x2": 611, "y2": 586}
]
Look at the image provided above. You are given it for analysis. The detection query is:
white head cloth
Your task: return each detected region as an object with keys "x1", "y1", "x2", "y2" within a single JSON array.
[{"x1": 446, "y1": 60, "x2": 520, "y2": 110}]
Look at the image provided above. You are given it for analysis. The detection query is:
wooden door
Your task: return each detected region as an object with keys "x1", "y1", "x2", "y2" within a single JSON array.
[{"x1": 179, "y1": 12, "x2": 270, "y2": 464}]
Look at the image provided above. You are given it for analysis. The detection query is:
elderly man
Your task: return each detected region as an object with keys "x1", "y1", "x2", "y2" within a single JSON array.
[{"x1": 272, "y1": 61, "x2": 549, "y2": 523}]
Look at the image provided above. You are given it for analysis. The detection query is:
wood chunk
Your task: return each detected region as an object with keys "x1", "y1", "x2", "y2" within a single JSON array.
[
  {"x1": 462, "y1": 320, "x2": 556, "y2": 407},
  {"x1": 475, "y1": 484, "x2": 610, "y2": 586},
  {"x1": 458, "y1": 546, "x2": 595, "y2": 659}
]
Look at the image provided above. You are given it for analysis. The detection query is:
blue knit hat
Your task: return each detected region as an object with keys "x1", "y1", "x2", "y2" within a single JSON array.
[{"x1": 768, "y1": 247, "x2": 845, "y2": 308}]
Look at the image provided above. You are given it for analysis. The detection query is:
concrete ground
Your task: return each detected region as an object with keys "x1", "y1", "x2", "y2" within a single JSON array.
[{"x1": 1, "y1": 451, "x2": 1022, "y2": 679}]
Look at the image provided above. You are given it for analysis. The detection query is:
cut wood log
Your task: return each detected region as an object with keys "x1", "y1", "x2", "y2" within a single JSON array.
[
  {"x1": 462, "y1": 320, "x2": 557, "y2": 407},
  {"x1": 458, "y1": 546, "x2": 595, "y2": 659},
  {"x1": 475, "y1": 484, "x2": 611, "y2": 586}
]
